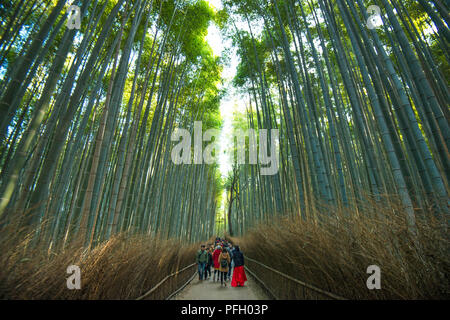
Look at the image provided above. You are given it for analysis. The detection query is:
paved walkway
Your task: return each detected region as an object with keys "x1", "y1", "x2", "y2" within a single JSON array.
[{"x1": 172, "y1": 270, "x2": 269, "y2": 300}]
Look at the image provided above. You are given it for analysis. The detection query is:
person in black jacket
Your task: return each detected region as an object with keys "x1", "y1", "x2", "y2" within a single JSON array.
[
  {"x1": 205, "y1": 246, "x2": 213, "y2": 280},
  {"x1": 230, "y1": 245, "x2": 247, "y2": 287}
]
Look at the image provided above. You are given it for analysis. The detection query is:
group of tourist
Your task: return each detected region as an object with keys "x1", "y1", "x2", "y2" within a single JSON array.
[{"x1": 195, "y1": 237, "x2": 247, "y2": 287}]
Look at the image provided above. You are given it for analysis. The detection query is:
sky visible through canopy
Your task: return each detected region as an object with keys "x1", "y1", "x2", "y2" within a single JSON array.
[
  {"x1": 206, "y1": 0, "x2": 266, "y2": 221},
  {"x1": 206, "y1": 0, "x2": 238, "y2": 179},
  {"x1": 206, "y1": 0, "x2": 251, "y2": 221},
  {"x1": 206, "y1": 0, "x2": 264, "y2": 179}
]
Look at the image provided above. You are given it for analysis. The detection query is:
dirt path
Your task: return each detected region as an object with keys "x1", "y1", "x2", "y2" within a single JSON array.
[{"x1": 172, "y1": 270, "x2": 269, "y2": 300}]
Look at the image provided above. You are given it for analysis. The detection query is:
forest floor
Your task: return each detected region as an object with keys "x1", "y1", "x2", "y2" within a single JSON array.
[{"x1": 172, "y1": 270, "x2": 269, "y2": 300}]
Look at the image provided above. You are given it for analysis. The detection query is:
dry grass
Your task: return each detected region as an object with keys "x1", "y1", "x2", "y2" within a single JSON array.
[
  {"x1": 1, "y1": 197, "x2": 447, "y2": 300},
  {"x1": 0, "y1": 223, "x2": 206, "y2": 299},
  {"x1": 229, "y1": 198, "x2": 450, "y2": 299}
]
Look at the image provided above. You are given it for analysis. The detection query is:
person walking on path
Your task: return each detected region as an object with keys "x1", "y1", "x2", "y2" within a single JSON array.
[
  {"x1": 226, "y1": 243, "x2": 233, "y2": 281},
  {"x1": 212, "y1": 245, "x2": 222, "y2": 282},
  {"x1": 205, "y1": 247, "x2": 213, "y2": 280},
  {"x1": 231, "y1": 245, "x2": 247, "y2": 287},
  {"x1": 218, "y1": 247, "x2": 231, "y2": 287},
  {"x1": 196, "y1": 245, "x2": 208, "y2": 280}
]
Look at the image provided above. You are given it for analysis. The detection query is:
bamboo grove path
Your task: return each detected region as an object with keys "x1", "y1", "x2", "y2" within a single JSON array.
[{"x1": 172, "y1": 272, "x2": 269, "y2": 300}]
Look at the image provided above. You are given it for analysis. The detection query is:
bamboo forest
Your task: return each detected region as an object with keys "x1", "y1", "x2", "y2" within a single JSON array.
[{"x1": 0, "y1": 0, "x2": 448, "y2": 300}]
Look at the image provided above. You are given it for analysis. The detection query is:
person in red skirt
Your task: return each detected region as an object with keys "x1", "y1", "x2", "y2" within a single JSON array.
[{"x1": 231, "y1": 245, "x2": 247, "y2": 287}]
